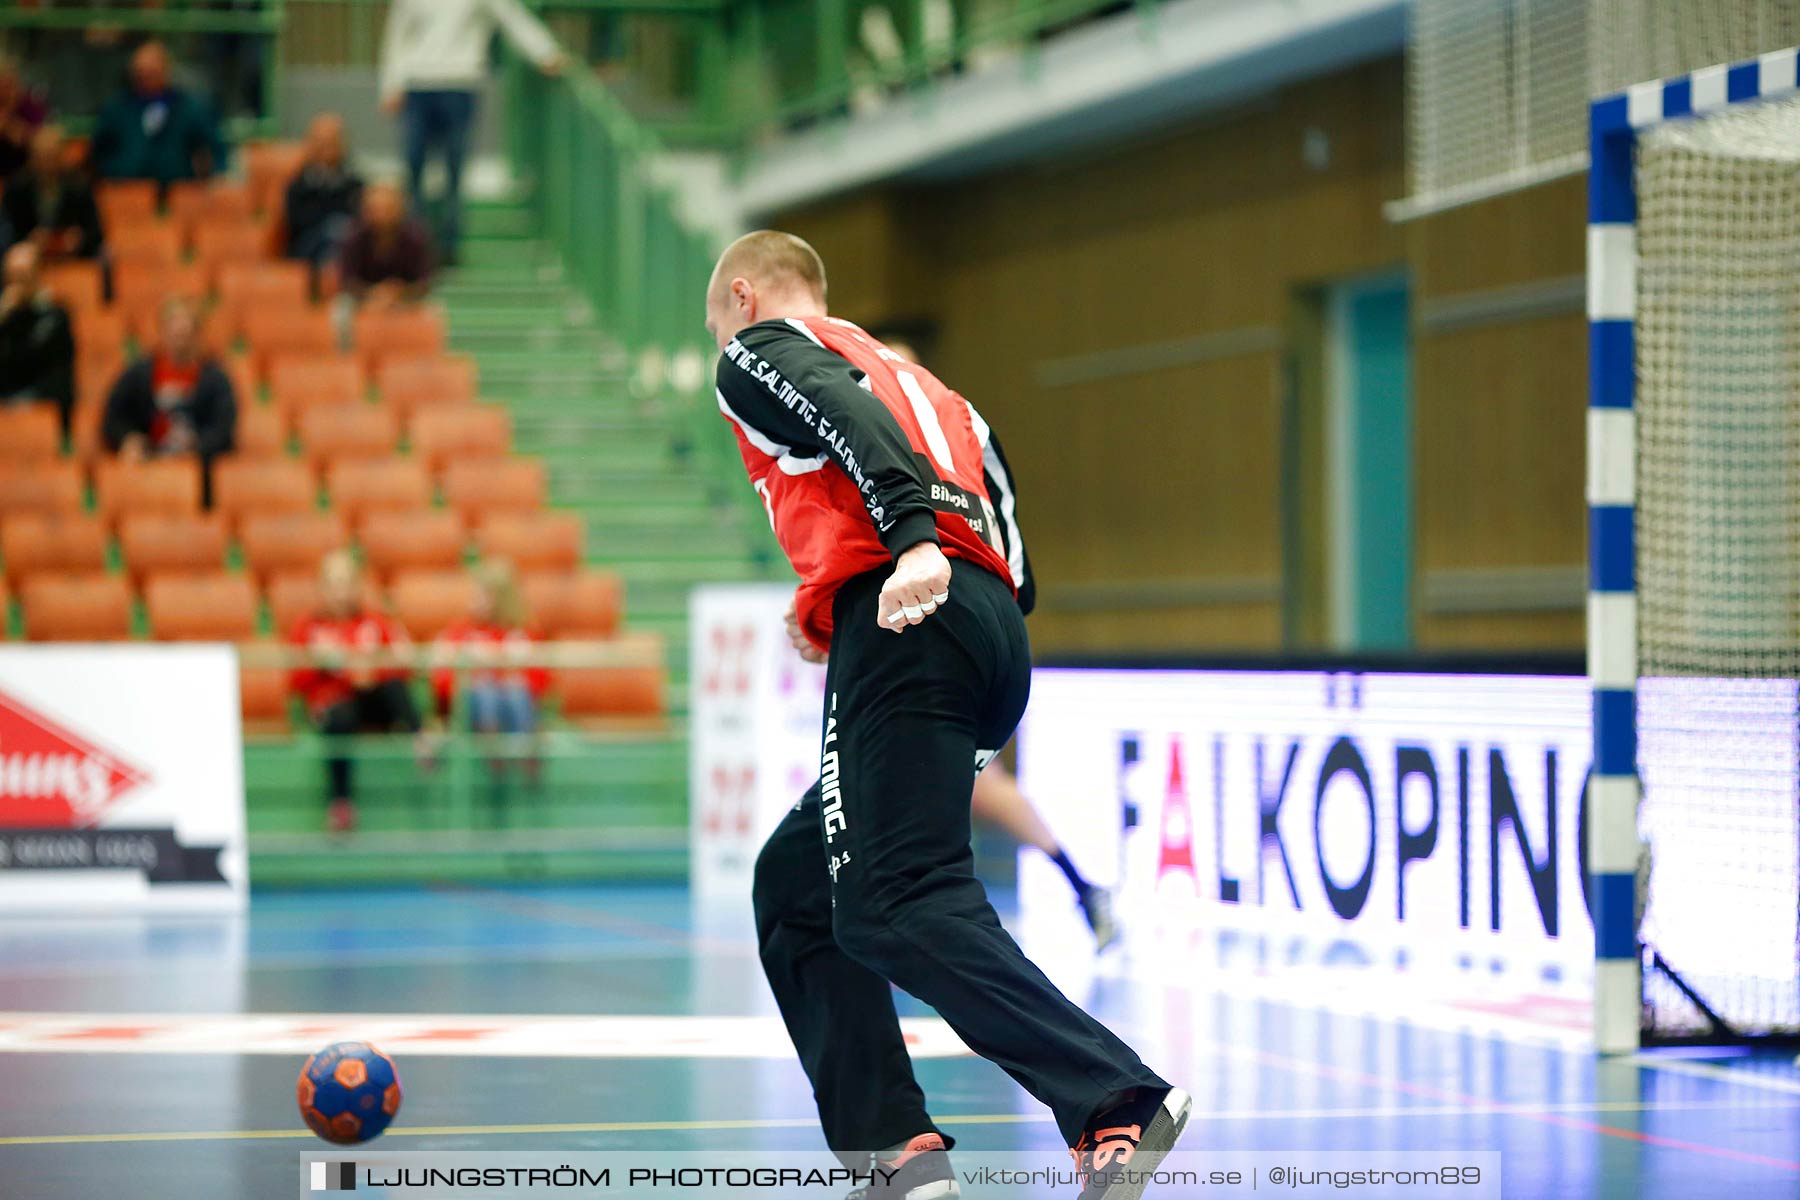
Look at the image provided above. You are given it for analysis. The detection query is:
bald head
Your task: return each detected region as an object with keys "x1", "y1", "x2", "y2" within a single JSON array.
[
  {"x1": 704, "y1": 230, "x2": 828, "y2": 351},
  {"x1": 304, "y1": 112, "x2": 347, "y2": 169},
  {"x1": 131, "y1": 41, "x2": 171, "y2": 96}
]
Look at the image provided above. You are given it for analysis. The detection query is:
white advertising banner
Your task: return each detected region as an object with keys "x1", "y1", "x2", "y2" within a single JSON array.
[
  {"x1": 688, "y1": 584, "x2": 827, "y2": 905},
  {"x1": 1016, "y1": 669, "x2": 1596, "y2": 970},
  {"x1": 0, "y1": 644, "x2": 248, "y2": 912}
]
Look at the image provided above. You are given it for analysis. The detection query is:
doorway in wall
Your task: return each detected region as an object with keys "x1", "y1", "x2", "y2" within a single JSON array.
[{"x1": 1284, "y1": 274, "x2": 1413, "y2": 652}]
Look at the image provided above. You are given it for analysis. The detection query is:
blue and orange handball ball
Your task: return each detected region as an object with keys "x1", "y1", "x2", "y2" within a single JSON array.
[{"x1": 297, "y1": 1041, "x2": 403, "y2": 1144}]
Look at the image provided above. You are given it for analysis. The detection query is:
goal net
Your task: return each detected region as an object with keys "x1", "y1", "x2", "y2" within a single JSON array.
[
  {"x1": 1399, "y1": 0, "x2": 1800, "y2": 217},
  {"x1": 1633, "y1": 93, "x2": 1800, "y2": 1039}
]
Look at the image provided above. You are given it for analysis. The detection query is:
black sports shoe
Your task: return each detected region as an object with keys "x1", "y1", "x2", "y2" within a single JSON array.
[
  {"x1": 1069, "y1": 1086, "x2": 1192, "y2": 1199},
  {"x1": 845, "y1": 1133, "x2": 959, "y2": 1199}
]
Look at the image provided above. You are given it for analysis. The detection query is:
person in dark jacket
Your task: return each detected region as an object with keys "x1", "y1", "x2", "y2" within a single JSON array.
[
  {"x1": 284, "y1": 112, "x2": 363, "y2": 273},
  {"x1": 0, "y1": 53, "x2": 50, "y2": 184},
  {"x1": 338, "y1": 181, "x2": 434, "y2": 306},
  {"x1": 91, "y1": 41, "x2": 226, "y2": 187},
  {"x1": 3, "y1": 126, "x2": 105, "y2": 260},
  {"x1": 102, "y1": 297, "x2": 236, "y2": 493},
  {"x1": 0, "y1": 241, "x2": 75, "y2": 434}
]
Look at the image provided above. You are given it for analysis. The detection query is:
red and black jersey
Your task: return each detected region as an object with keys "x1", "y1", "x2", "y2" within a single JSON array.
[
  {"x1": 429, "y1": 619, "x2": 550, "y2": 716},
  {"x1": 715, "y1": 315, "x2": 1032, "y2": 649},
  {"x1": 286, "y1": 608, "x2": 412, "y2": 713}
]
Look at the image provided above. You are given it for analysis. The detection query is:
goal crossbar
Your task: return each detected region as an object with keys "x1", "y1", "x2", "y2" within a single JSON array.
[{"x1": 1586, "y1": 45, "x2": 1800, "y2": 1054}]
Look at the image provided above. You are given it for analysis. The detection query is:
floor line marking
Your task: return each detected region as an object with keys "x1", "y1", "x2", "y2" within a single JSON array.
[
  {"x1": 1626, "y1": 1055, "x2": 1800, "y2": 1097},
  {"x1": 0, "y1": 1099, "x2": 1786, "y2": 1148},
  {"x1": 1237, "y1": 1044, "x2": 1800, "y2": 1173}
]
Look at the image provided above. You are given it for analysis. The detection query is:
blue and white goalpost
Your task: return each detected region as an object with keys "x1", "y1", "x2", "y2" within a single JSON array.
[{"x1": 1587, "y1": 46, "x2": 1800, "y2": 1053}]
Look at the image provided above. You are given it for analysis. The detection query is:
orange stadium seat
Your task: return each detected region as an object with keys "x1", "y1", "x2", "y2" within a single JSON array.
[
  {"x1": 0, "y1": 513, "x2": 108, "y2": 590},
  {"x1": 113, "y1": 258, "x2": 209, "y2": 302},
  {"x1": 237, "y1": 640, "x2": 292, "y2": 732},
  {"x1": 217, "y1": 261, "x2": 311, "y2": 340},
  {"x1": 22, "y1": 574, "x2": 133, "y2": 641},
  {"x1": 243, "y1": 140, "x2": 305, "y2": 215},
  {"x1": 213, "y1": 456, "x2": 315, "y2": 530},
  {"x1": 390, "y1": 570, "x2": 480, "y2": 641},
  {"x1": 68, "y1": 399, "x2": 107, "y2": 469},
  {"x1": 194, "y1": 222, "x2": 275, "y2": 286},
  {"x1": 196, "y1": 307, "x2": 236, "y2": 361},
  {"x1": 118, "y1": 513, "x2": 229, "y2": 589},
  {"x1": 94, "y1": 180, "x2": 157, "y2": 225},
  {"x1": 234, "y1": 404, "x2": 286, "y2": 458},
  {"x1": 107, "y1": 219, "x2": 184, "y2": 269},
  {"x1": 168, "y1": 181, "x2": 255, "y2": 235},
  {"x1": 114, "y1": 262, "x2": 210, "y2": 342},
  {"x1": 145, "y1": 572, "x2": 258, "y2": 641},
  {"x1": 556, "y1": 635, "x2": 669, "y2": 723},
  {"x1": 268, "y1": 355, "x2": 364, "y2": 428},
  {"x1": 353, "y1": 308, "x2": 446, "y2": 376},
  {"x1": 0, "y1": 461, "x2": 83, "y2": 515},
  {"x1": 475, "y1": 512, "x2": 583, "y2": 574},
  {"x1": 76, "y1": 349, "x2": 125, "y2": 407},
  {"x1": 239, "y1": 511, "x2": 348, "y2": 588},
  {"x1": 326, "y1": 458, "x2": 431, "y2": 528},
  {"x1": 520, "y1": 569, "x2": 624, "y2": 639},
  {"x1": 94, "y1": 458, "x2": 203, "y2": 529},
  {"x1": 375, "y1": 353, "x2": 475, "y2": 417},
  {"x1": 360, "y1": 510, "x2": 466, "y2": 585},
  {"x1": 441, "y1": 457, "x2": 546, "y2": 523},
  {"x1": 243, "y1": 309, "x2": 336, "y2": 379},
  {"x1": 266, "y1": 571, "x2": 384, "y2": 634},
  {"x1": 409, "y1": 406, "x2": 511, "y2": 475},
  {"x1": 297, "y1": 405, "x2": 400, "y2": 474},
  {"x1": 41, "y1": 260, "x2": 104, "y2": 312},
  {"x1": 224, "y1": 353, "x2": 259, "y2": 407},
  {"x1": 71, "y1": 307, "x2": 127, "y2": 363},
  {"x1": 0, "y1": 406, "x2": 60, "y2": 460}
]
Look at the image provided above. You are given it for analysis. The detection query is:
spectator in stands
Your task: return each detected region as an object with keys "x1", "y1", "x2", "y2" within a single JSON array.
[
  {"x1": 431, "y1": 559, "x2": 548, "y2": 745},
  {"x1": 102, "y1": 297, "x2": 237, "y2": 486},
  {"x1": 0, "y1": 241, "x2": 75, "y2": 434},
  {"x1": 432, "y1": 561, "x2": 549, "y2": 817},
  {"x1": 284, "y1": 112, "x2": 364, "y2": 275},
  {"x1": 378, "y1": 0, "x2": 565, "y2": 264},
  {"x1": 289, "y1": 551, "x2": 424, "y2": 834},
  {"x1": 3, "y1": 126, "x2": 105, "y2": 261},
  {"x1": 0, "y1": 54, "x2": 50, "y2": 183},
  {"x1": 338, "y1": 181, "x2": 435, "y2": 308},
  {"x1": 92, "y1": 41, "x2": 227, "y2": 187}
]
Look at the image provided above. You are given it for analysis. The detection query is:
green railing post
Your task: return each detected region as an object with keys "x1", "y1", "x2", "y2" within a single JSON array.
[{"x1": 814, "y1": 0, "x2": 850, "y2": 118}]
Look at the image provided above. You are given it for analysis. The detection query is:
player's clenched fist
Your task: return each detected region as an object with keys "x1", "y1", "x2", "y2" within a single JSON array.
[
  {"x1": 785, "y1": 597, "x2": 828, "y2": 664},
  {"x1": 878, "y1": 542, "x2": 952, "y2": 632}
]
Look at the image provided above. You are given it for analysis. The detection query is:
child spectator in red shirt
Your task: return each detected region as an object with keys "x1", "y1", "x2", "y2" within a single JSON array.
[
  {"x1": 431, "y1": 561, "x2": 547, "y2": 811},
  {"x1": 288, "y1": 551, "x2": 422, "y2": 833}
]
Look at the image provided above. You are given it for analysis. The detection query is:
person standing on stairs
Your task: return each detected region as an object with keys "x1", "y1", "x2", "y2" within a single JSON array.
[{"x1": 378, "y1": 0, "x2": 567, "y2": 266}]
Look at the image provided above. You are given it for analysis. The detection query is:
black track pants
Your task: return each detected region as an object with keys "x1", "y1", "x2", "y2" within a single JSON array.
[{"x1": 752, "y1": 561, "x2": 1166, "y2": 1161}]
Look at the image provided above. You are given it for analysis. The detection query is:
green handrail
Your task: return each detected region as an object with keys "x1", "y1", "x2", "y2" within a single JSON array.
[
  {"x1": 499, "y1": 46, "x2": 759, "y2": 530},
  {"x1": 0, "y1": 0, "x2": 1150, "y2": 143}
]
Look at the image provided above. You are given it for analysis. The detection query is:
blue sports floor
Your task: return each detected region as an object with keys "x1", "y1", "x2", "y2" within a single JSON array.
[{"x1": 1, "y1": 884, "x2": 1798, "y2": 1199}]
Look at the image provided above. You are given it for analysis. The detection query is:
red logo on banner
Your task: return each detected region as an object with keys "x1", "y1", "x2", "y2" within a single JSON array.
[
  {"x1": 704, "y1": 763, "x2": 757, "y2": 836},
  {"x1": 704, "y1": 626, "x2": 757, "y2": 698},
  {"x1": 0, "y1": 687, "x2": 151, "y2": 828},
  {"x1": 1157, "y1": 738, "x2": 1196, "y2": 881}
]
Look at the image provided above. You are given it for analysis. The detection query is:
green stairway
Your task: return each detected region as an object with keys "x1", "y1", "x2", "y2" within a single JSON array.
[
  {"x1": 243, "y1": 200, "x2": 785, "y2": 888},
  {"x1": 447, "y1": 198, "x2": 784, "y2": 695}
]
